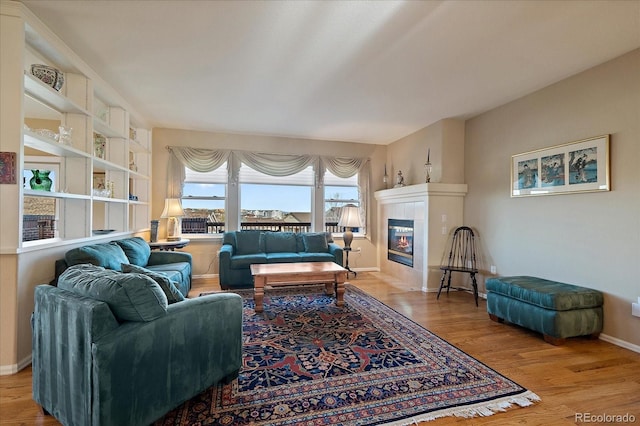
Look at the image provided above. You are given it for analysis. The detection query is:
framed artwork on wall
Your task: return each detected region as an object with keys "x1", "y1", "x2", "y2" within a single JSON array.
[
  {"x1": 0, "y1": 152, "x2": 17, "y2": 184},
  {"x1": 511, "y1": 135, "x2": 610, "y2": 197}
]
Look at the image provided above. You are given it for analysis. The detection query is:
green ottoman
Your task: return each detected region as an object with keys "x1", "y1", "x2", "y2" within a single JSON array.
[{"x1": 486, "y1": 276, "x2": 603, "y2": 345}]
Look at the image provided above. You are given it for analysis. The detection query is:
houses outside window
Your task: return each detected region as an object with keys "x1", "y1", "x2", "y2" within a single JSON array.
[
  {"x1": 324, "y1": 170, "x2": 360, "y2": 233},
  {"x1": 239, "y1": 164, "x2": 313, "y2": 232},
  {"x1": 181, "y1": 163, "x2": 226, "y2": 234}
]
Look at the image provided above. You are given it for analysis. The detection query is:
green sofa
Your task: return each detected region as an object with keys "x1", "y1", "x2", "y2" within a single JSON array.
[
  {"x1": 32, "y1": 264, "x2": 243, "y2": 426},
  {"x1": 219, "y1": 231, "x2": 344, "y2": 289},
  {"x1": 54, "y1": 236, "x2": 192, "y2": 296}
]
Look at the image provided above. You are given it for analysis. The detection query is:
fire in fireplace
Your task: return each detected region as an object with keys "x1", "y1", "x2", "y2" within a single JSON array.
[{"x1": 388, "y1": 219, "x2": 414, "y2": 267}]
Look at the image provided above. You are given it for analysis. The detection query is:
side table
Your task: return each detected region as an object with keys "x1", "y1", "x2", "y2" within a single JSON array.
[{"x1": 148, "y1": 238, "x2": 190, "y2": 251}]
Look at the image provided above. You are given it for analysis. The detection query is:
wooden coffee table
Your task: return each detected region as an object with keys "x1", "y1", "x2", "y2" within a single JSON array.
[{"x1": 250, "y1": 262, "x2": 348, "y2": 313}]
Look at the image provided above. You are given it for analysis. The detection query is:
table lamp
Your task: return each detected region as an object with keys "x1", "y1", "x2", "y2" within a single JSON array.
[
  {"x1": 338, "y1": 204, "x2": 362, "y2": 250},
  {"x1": 161, "y1": 198, "x2": 185, "y2": 241}
]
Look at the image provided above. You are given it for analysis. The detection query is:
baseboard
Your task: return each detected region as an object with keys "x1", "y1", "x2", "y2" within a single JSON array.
[
  {"x1": 422, "y1": 287, "x2": 488, "y2": 300},
  {"x1": 599, "y1": 333, "x2": 640, "y2": 354},
  {"x1": 0, "y1": 354, "x2": 31, "y2": 376},
  {"x1": 193, "y1": 273, "x2": 218, "y2": 279},
  {"x1": 351, "y1": 267, "x2": 380, "y2": 273}
]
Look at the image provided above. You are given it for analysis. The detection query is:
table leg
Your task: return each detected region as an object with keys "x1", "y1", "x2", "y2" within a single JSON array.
[
  {"x1": 324, "y1": 282, "x2": 334, "y2": 295},
  {"x1": 335, "y1": 272, "x2": 346, "y2": 307},
  {"x1": 254, "y1": 276, "x2": 265, "y2": 313}
]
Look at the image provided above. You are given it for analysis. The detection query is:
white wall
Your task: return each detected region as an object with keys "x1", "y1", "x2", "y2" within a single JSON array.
[{"x1": 464, "y1": 49, "x2": 640, "y2": 347}]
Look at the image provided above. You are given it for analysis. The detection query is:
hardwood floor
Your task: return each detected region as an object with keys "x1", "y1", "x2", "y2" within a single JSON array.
[{"x1": 2, "y1": 272, "x2": 638, "y2": 425}]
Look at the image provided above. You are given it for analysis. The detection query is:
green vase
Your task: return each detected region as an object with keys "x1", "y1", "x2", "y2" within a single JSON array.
[{"x1": 29, "y1": 170, "x2": 52, "y2": 191}]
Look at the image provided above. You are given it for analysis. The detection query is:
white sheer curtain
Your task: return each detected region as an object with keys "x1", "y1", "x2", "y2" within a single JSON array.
[{"x1": 167, "y1": 146, "x2": 369, "y2": 231}]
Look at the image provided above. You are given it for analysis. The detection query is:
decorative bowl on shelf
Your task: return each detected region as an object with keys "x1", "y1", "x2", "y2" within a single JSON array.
[
  {"x1": 33, "y1": 128, "x2": 57, "y2": 141},
  {"x1": 30, "y1": 64, "x2": 64, "y2": 91}
]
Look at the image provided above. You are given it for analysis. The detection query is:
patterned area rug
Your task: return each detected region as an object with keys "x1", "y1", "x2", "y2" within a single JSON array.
[{"x1": 156, "y1": 285, "x2": 539, "y2": 425}]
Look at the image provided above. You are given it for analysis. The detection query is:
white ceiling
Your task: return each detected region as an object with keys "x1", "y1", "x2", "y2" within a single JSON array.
[{"x1": 20, "y1": 0, "x2": 640, "y2": 145}]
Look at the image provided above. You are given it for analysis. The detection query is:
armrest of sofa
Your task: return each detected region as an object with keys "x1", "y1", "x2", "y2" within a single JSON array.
[
  {"x1": 51, "y1": 258, "x2": 69, "y2": 285},
  {"x1": 32, "y1": 285, "x2": 120, "y2": 426},
  {"x1": 219, "y1": 243, "x2": 234, "y2": 259},
  {"x1": 328, "y1": 242, "x2": 344, "y2": 265},
  {"x1": 147, "y1": 250, "x2": 192, "y2": 266},
  {"x1": 219, "y1": 244, "x2": 234, "y2": 284},
  {"x1": 91, "y1": 293, "x2": 243, "y2": 426}
]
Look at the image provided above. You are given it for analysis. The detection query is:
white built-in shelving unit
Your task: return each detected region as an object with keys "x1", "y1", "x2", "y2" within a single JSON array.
[{"x1": 3, "y1": 1, "x2": 152, "y2": 248}]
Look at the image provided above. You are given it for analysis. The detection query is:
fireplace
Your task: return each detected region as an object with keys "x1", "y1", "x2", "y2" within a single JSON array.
[{"x1": 388, "y1": 219, "x2": 414, "y2": 267}]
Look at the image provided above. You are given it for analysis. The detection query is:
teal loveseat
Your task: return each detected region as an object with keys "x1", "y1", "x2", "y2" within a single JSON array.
[
  {"x1": 33, "y1": 264, "x2": 243, "y2": 426},
  {"x1": 54, "y1": 236, "x2": 192, "y2": 296},
  {"x1": 219, "y1": 231, "x2": 344, "y2": 289}
]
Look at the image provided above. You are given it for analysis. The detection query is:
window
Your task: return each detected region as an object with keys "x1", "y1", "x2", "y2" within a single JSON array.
[
  {"x1": 239, "y1": 164, "x2": 313, "y2": 232},
  {"x1": 324, "y1": 170, "x2": 360, "y2": 233},
  {"x1": 181, "y1": 163, "x2": 226, "y2": 234},
  {"x1": 23, "y1": 158, "x2": 60, "y2": 242}
]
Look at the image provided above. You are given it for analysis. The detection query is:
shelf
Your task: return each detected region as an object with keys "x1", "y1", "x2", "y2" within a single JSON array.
[
  {"x1": 24, "y1": 189, "x2": 90, "y2": 200},
  {"x1": 129, "y1": 139, "x2": 150, "y2": 154},
  {"x1": 92, "y1": 196, "x2": 128, "y2": 203},
  {"x1": 24, "y1": 73, "x2": 90, "y2": 115},
  {"x1": 93, "y1": 117, "x2": 127, "y2": 139},
  {"x1": 93, "y1": 157, "x2": 129, "y2": 173},
  {"x1": 24, "y1": 130, "x2": 90, "y2": 158},
  {"x1": 128, "y1": 169, "x2": 150, "y2": 180},
  {"x1": 128, "y1": 200, "x2": 149, "y2": 206}
]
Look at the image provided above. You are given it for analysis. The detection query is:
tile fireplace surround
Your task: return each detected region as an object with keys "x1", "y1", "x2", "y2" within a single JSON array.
[{"x1": 375, "y1": 183, "x2": 467, "y2": 292}]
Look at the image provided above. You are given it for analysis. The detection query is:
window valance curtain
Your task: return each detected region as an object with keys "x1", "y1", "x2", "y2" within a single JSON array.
[
  {"x1": 166, "y1": 147, "x2": 230, "y2": 198},
  {"x1": 166, "y1": 146, "x2": 370, "y2": 230}
]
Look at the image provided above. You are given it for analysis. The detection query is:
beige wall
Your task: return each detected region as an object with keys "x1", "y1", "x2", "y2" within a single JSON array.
[
  {"x1": 151, "y1": 128, "x2": 386, "y2": 276},
  {"x1": 464, "y1": 49, "x2": 640, "y2": 347},
  {"x1": 385, "y1": 118, "x2": 465, "y2": 186}
]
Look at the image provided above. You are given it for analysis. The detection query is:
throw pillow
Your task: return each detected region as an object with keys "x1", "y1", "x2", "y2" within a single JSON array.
[
  {"x1": 58, "y1": 264, "x2": 168, "y2": 322},
  {"x1": 121, "y1": 263, "x2": 185, "y2": 304},
  {"x1": 264, "y1": 232, "x2": 297, "y2": 253},
  {"x1": 115, "y1": 237, "x2": 151, "y2": 267},
  {"x1": 65, "y1": 242, "x2": 130, "y2": 271},
  {"x1": 303, "y1": 233, "x2": 329, "y2": 253}
]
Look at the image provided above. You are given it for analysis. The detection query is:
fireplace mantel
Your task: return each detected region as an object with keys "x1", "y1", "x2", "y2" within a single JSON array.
[
  {"x1": 375, "y1": 183, "x2": 468, "y2": 292},
  {"x1": 374, "y1": 183, "x2": 468, "y2": 204}
]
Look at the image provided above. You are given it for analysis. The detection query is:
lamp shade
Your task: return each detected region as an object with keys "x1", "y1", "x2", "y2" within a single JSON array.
[
  {"x1": 338, "y1": 204, "x2": 362, "y2": 229},
  {"x1": 161, "y1": 198, "x2": 185, "y2": 218}
]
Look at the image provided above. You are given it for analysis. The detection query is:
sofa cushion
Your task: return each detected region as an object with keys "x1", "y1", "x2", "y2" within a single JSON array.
[
  {"x1": 264, "y1": 232, "x2": 297, "y2": 253},
  {"x1": 65, "y1": 242, "x2": 130, "y2": 271},
  {"x1": 266, "y1": 252, "x2": 303, "y2": 263},
  {"x1": 121, "y1": 263, "x2": 185, "y2": 304},
  {"x1": 58, "y1": 264, "x2": 168, "y2": 322},
  {"x1": 302, "y1": 233, "x2": 329, "y2": 253},
  {"x1": 230, "y1": 253, "x2": 268, "y2": 269},
  {"x1": 298, "y1": 252, "x2": 336, "y2": 263},
  {"x1": 115, "y1": 237, "x2": 151, "y2": 267},
  {"x1": 144, "y1": 262, "x2": 191, "y2": 295},
  {"x1": 235, "y1": 231, "x2": 264, "y2": 255}
]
